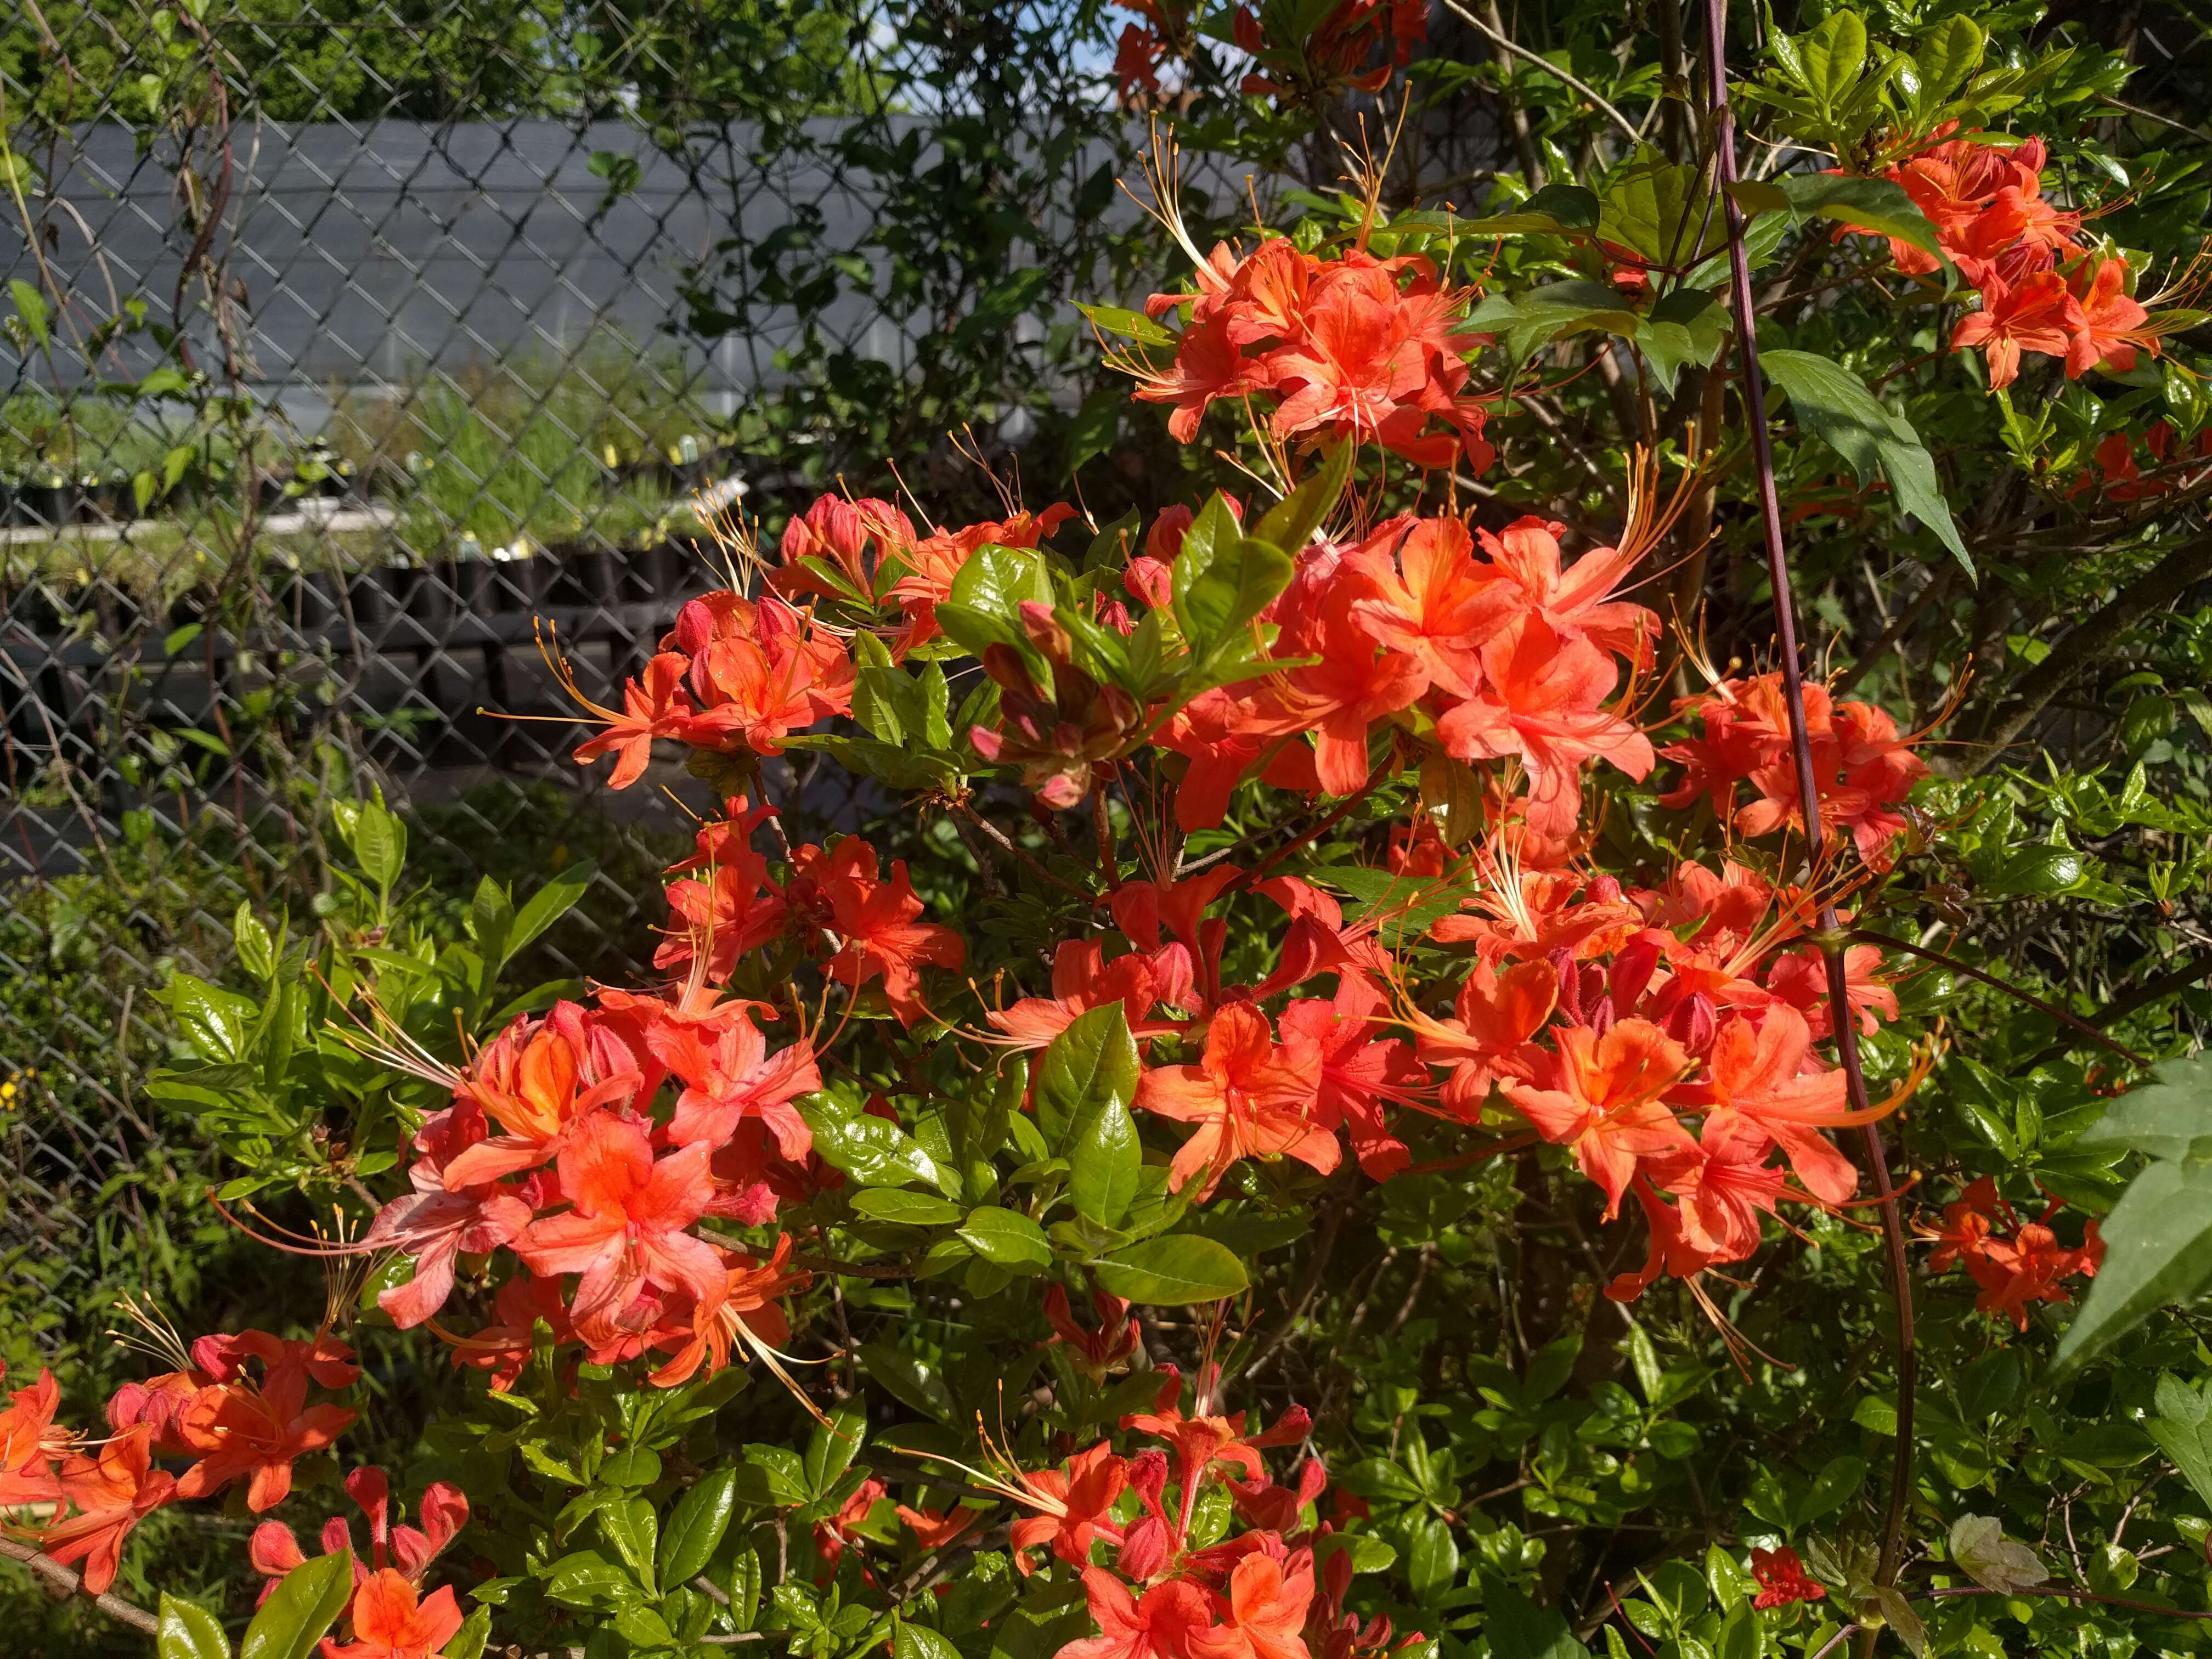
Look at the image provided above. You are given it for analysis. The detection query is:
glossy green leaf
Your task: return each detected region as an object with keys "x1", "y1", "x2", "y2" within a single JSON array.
[
  {"x1": 1172, "y1": 493, "x2": 1293, "y2": 662},
  {"x1": 240, "y1": 1549, "x2": 354, "y2": 1659},
  {"x1": 1482, "y1": 1576, "x2": 1592, "y2": 1659},
  {"x1": 1726, "y1": 173, "x2": 1943, "y2": 261},
  {"x1": 509, "y1": 861, "x2": 597, "y2": 958},
  {"x1": 660, "y1": 1468, "x2": 738, "y2": 1588},
  {"x1": 160, "y1": 1595, "x2": 232, "y2": 1659},
  {"x1": 598, "y1": 1495, "x2": 659, "y2": 1594},
  {"x1": 1250, "y1": 440, "x2": 1353, "y2": 557},
  {"x1": 958, "y1": 1204, "x2": 1054, "y2": 1271},
  {"x1": 1091, "y1": 1233, "x2": 1249, "y2": 1304}
]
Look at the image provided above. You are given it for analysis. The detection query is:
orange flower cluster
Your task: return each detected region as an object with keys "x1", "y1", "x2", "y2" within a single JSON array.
[
  {"x1": 1920, "y1": 1177, "x2": 2105, "y2": 1330},
  {"x1": 1865, "y1": 129, "x2": 2159, "y2": 390},
  {"x1": 1231, "y1": 0, "x2": 1427, "y2": 101},
  {"x1": 556, "y1": 470, "x2": 1932, "y2": 1322},
  {"x1": 1130, "y1": 239, "x2": 1494, "y2": 471},
  {"x1": 1660, "y1": 673, "x2": 1931, "y2": 871},
  {"x1": 1159, "y1": 511, "x2": 1652, "y2": 823},
  {"x1": 941, "y1": 1362, "x2": 1409, "y2": 1659},
  {"x1": 1, "y1": 1329, "x2": 362, "y2": 1595},
  {"x1": 342, "y1": 790, "x2": 986, "y2": 1407}
]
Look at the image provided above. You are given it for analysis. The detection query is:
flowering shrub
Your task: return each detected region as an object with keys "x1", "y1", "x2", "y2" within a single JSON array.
[{"x1": 12, "y1": 7, "x2": 2212, "y2": 1659}]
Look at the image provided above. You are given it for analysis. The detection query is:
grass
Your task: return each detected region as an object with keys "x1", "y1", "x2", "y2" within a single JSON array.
[{"x1": 330, "y1": 329, "x2": 726, "y2": 560}]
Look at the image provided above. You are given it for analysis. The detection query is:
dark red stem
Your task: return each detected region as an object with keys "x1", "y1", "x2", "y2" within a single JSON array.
[{"x1": 1703, "y1": 0, "x2": 1918, "y2": 1590}]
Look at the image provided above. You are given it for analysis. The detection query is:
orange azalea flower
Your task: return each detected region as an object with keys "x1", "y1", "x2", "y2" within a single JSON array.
[
  {"x1": 799, "y1": 837, "x2": 965, "y2": 1028},
  {"x1": 514, "y1": 1112, "x2": 727, "y2": 1346},
  {"x1": 1208, "y1": 1550, "x2": 1317, "y2": 1659},
  {"x1": 646, "y1": 1235, "x2": 812, "y2": 1389},
  {"x1": 35, "y1": 1426, "x2": 177, "y2": 1594},
  {"x1": 2066, "y1": 256, "x2": 2158, "y2": 379},
  {"x1": 174, "y1": 1368, "x2": 357, "y2": 1513},
  {"x1": 1347, "y1": 515, "x2": 1514, "y2": 699},
  {"x1": 987, "y1": 938, "x2": 1160, "y2": 1051},
  {"x1": 1951, "y1": 268, "x2": 2078, "y2": 390},
  {"x1": 1137, "y1": 1002, "x2": 1331, "y2": 1197},
  {"x1": 325, "y1": 1568, "x2": 466, "y2": 1659},
  {"x1": 0, "y1": 1364, "x2": 67, "y2": 1509},
  {"x1": 1437, "y1": 617, "x2": 1655, "y2": 839},
  {"x1": 440, "y1": 1006, "x2": 640, "y2": 1190},
  {"x1": 569, "y1": 651, "x2": 692, "y2": 789},
  {"x1": 1065, "y1": 1567, "x2": 1222, "y2": 1659},
  {"x1": 1500, "y1": 1019, "x2": 1693, "y2": 1218},
  {"x1": 1477, "y1": 516, "x2": 1659, "y2": 670},
  {"x1": 1700, "y1": 1008, "x2": 1875, "y2": 1207}
]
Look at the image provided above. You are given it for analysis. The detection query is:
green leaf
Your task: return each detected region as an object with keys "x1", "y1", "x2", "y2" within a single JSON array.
[
  {"x1": 1034, "y1": 1003, "x2": 1143, "y2": 1227},
  {"x1": 1714, "y1": 1603, "x2": 1760, "y2": 1659},
  {"x1": 856, "y1": 1340, "x2": 956, "y2": 1421},
  {"x1": 1798, "y1": 10, "x2": 1869, "y2": 107},
  {"x1": 1600, "y1": 155, "x2": 1730, "y2": 266},
  {"x1": 2148, "y1": 1383, "x2": 2212, "y2": 1508},
  {"x1": 1092, "y1": 1234, "x2": 1250, "y2": 1304},
  {"x1": 799, "y1": 1096, "x2": 944, "y2": 1189},
  {"x1": 508, "y1": 861, "x2": 596, "y2": 958},
  {"x1": 1482, "y1": 1576, "x2": 1592, "y2": 1659},
  {"x1": 1456, "y1": 181, "x2": 1601, "y2": 236},
  {"x1": 1635, "y1": 287, "x2": 1728, "y2": 397},
  {"x1": 2078, "y1": 1052, "x2": 2212, "y2": 1163},
  {"x1": 1795, "y1": 1455, "x2": 1866, "y2": 1526},
  {"x1": 1251, "y1": 440, "x2": 1353, "y2": 556},
  {"x1": 1759, "y1": 348, "x2": 1972, "y2": 576},
  {"x1": 2056, "y1": 1159, "x2": 2212, "y2": 1372},
  {"x1": 598, "y1": 1496, "x2": 659, "y2": 1594},
  {"x1": 541, "y1": 1550, "x2": 642, "y2": 1610},
  {"x1": 897, "y1": 1622, "x2": 967, "y2": 1659},
  {"x1": 1467, "y1": 280, "x2": 1642, "y2": 363},
  {"x1": 1949, "y1": 1515, "x2": 2049, "y2": 1594},
  {"x1": 160, "y1": 1594, "x2": 232, "y2": 1659},
  {"x1": 1408, "y1": 1515, "x2": 1460, "y2": 1601},
  {"x1": 8, "y1": 278, "x2": 49, "y2": 348},
  {"x1": 1065, "y1": 385, "x2": 1125, "y2": 476},
  {"x1": 1726, "y1": 174, "x2": 1944, "y2": 261},
  {"x1": 232, "y1": 901, "x2": 276, "y2": 982},
  {"x1": 958, "y1": 1205, "x2": 1054, "y2": 1271},
  {"x1": 1172, "y1": 494, "x2": 1293, "y2": 662},
  {"x1": 161, "y1": 974, "x2": 259, "y2": 1064},
  {"x1": 241, "y1": 1550, "x2": 354, "y2": 1659},
  {"x1": 850, "y1": 1188, "x2": 964, "y2": 1226},
  {"x1": 1068, "y1": 1090, "x2": 1142, "y2": 1231},
  {"x1": 1078, "y1": 303, "x2": 1176, "y2": 348},
  {"x1": 660, "y1": 1469, "x2": 738, "y2": 1588},
  {"x1": 1914, "y1": 14, "x2": 1985, "y2": 100},
  {"x1": 348, "y1": 801, "x2": 407, "y2": 893},
  {"x1": 804, "y1": 1405, "x2": 868, "y2": 1500},
  {"x1": 444, "y1": 1606, "x2": 493, "y2": 1659},
  {"x1": 1035, "y1": 1004, "x2": 1142, "y2": 1153}
]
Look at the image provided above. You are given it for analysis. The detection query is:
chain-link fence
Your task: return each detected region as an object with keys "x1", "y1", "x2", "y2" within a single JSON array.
[{"x1": 0, "y1": 0, "x2": 1198, "y2": 1347}]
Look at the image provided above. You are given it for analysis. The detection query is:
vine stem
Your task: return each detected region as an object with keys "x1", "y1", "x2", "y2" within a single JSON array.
[{"x1": 1701, "y1": 0, "x2": 1919, "y2": 1595}]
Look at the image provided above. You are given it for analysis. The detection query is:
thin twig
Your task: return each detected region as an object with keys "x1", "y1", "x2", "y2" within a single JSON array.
[
  {"x1": 0, "y1": 1538, "x2": 161, "y2": 1634},
  {"x1": 1923, "y1": 1585, "x2": 2212, "y2": 1619},
  {"x1": 1243, "y1": 1190, "x2": 1348, "y2": 1382},
  {"x1": 1437, "y1": 0, "x2": 1643, "y2": 143},
  {"x1": 1850, "y1": 930, "x2": 2151, "y2": 1066},
  {"x1": 949, "y1": 799, "x2": 1094, "y2": 902},
  {"x1": 1703, "y1": 0, "x2": 1918, "y2": 1601}
]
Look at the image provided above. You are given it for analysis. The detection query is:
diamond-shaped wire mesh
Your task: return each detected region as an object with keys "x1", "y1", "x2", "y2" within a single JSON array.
[{"x1": 0, "y1": 0, "x2": 1173, "y2": 1347}]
